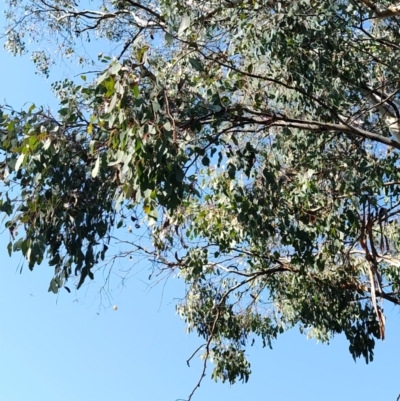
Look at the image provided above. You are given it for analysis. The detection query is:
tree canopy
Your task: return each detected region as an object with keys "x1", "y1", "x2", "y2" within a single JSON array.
[{"x1": 3, "y1": 0, "x2": 400, "y2": 397}]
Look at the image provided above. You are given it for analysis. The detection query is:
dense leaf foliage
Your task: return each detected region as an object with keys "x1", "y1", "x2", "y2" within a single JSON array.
[{"x1": 3, "y1": 0, "x2": 400, "y2": 396}]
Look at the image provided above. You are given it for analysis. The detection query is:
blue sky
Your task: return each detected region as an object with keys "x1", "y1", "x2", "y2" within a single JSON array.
[{"x1": 1, "y1": 8, "x2": 400, "y2": 401}]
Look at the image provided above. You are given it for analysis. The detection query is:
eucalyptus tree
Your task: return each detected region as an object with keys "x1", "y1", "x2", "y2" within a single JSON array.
[{"x1": 3, "y1": 0, "x2": 400, "y2": 397}]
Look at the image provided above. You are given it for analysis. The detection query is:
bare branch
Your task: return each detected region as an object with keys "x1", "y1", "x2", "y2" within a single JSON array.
[{"x1": 270, "y1": 117, "x2": 400, "y2": 148}]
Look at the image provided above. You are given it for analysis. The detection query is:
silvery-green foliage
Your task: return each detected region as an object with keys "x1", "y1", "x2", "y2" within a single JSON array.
[{"x1": 3, "y1": 0, "x2": 400, "y2": 395}]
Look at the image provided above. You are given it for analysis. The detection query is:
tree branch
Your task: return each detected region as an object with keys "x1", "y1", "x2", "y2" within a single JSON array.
[{"x1": 270, "y1": 117, "x2": 400, "y2": 148}]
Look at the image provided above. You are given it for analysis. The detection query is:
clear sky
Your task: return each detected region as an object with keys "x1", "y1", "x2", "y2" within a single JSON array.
[{"x1": 1, "y1": 8, "x2": 400, "y2": 401}]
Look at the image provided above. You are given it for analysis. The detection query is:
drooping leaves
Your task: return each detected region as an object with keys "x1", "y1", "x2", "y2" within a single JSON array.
[{"x1": 3, "y1": 0, "x2": 400, "y2": 395}]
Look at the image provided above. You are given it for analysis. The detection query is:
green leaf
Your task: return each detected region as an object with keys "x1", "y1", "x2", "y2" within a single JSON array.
[
  {"x1": 13, "y1": 238, "x2": 23, "y2": 252},
  {"x1": 108, "y1": 150, "x2": 124, "y2": 166},
  {"x1": 48, "y1": 254, "x2": 61, "y2": 266},
  {"x1": 194, "y1": 147, "x2": 205, "y2": 156},
  {"x1": 152, "y1": 100, "x2": 160, "y2": 113},
  {"x1": 178, "y1": 15, "x2": 191, "y2": 35},
  {"x1": 91, "y1": 155, "x2": 100, "y2": 178},
  {"x1": 43, "y1": 138, "x2": 51, "y2": 150},
  {"x1": 227, "y1": 164, "x2": 236, "y2": 179},
  {"x1": 189, "y1": 58, "x2": 203, "y2": 72},
  {"x1": 132, "y1": 84, "x2": 139, "y2": 98},
  {"x1": 15, "y1": 153, "x2": 25, "y2": 172},
  {"x1": 109, "y1": 61, "x2": 122, "y2": 75},
  {"x1": 165, "y1": 32, "x2": 174, "y2": 45},
  {"x1": 103, "y1": 76, "x2": 115, "y2": 97},
  {"x1": 202, "y1": 156, "x2": 210, "y2": 166},
  {"x1": 144, "y1": 189, "x2": 152, "y2": 198},
  {"x1": 48, "y1": 278, "x2": 59, "y2": 294},
  {"x1": 108, "y1": 93, "x2": 119, "y2": 112}
]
